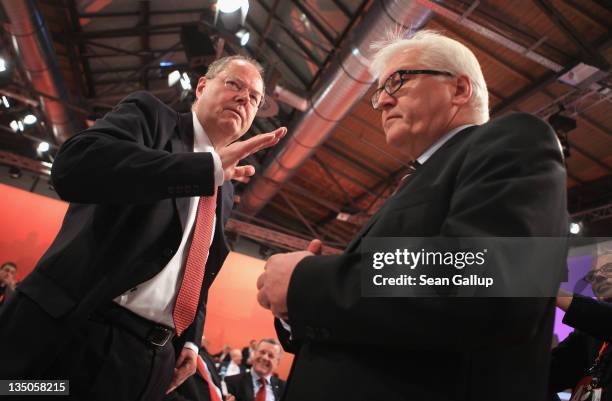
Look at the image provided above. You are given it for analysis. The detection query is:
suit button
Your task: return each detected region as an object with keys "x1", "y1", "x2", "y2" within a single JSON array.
[{"x1": 162, "y1": 248, "x2": 174, "y2": 257}]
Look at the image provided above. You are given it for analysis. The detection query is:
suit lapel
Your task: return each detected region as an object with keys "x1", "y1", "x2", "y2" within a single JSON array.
[
  {"x1": 243, "y1": 372, "x2": 255, "y2": 401},
  {"x1": 172, "y1": 112, "x2": 195, "y2": 230},
  {"x1": 271, "y1": 377, "x2": 282, "y2": 400},
  {"x1": 345, "y1": 125, "x2": 478, "y2": 253}
]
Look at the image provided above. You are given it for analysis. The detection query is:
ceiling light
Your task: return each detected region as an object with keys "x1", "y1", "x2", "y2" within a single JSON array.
[
  {"x1": 179, "y1": 72, "x2": 192, "y2": 90},
  {"x1": 218, "y1": 0, "x2": 247, "y2": 14},
  {"x1": 2, "y1": 96, "x2": 9, "y2": 108},
  {"x1": 159, "y1": 60, "x2": 174, "y2": 67},
  {"x1": 235, "y1": 28, "x2": 250, "y2": 46},
  {"x1": 23, "y1": 114, "x2": 37, "y2": 125},
  {"x1": 38, "y1": 142, "x2": 50, "y2": 152},
  {"x1": 9, "y1": 120, "x2": 19, "y2": 132},
  {"x1": 168, "y1": 70, "x2": 181, "y2": 87},
  {"x1": 0, "y1": 57, "x2": 6, "y2": 73},
  {"x1": 17, "y1": 121, "x2": 24, "y2": 132},
  {"x1": 569, "y1": 222, "x2": 581, "y2": 235}
]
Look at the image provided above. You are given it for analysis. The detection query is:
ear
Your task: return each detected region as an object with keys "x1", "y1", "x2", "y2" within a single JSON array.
[
  {"x1": 195, "y1": 76, "x2": 208, "y2": 99},
  {"x1": 451, "y1": 74, "x2": 472, "y2": 107}
]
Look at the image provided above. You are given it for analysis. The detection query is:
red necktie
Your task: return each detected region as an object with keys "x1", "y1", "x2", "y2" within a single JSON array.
[
  {"x1": 393, "y1": 161, "x2": 419, "y2": 195},
  {"x1": 196, "y1": 355, "x2": 223, "y2": 401},
  {"x1": 255, "y1": 377, "x2": 267, "y2": 401},
  {"x1": 173, "y1": 192, "x2": 217, "y2": 336}
]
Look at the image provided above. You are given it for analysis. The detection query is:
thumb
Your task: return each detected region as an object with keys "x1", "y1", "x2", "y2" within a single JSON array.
[{"x1": 307, "y1": 239, "x2": 323, "y2": 255}]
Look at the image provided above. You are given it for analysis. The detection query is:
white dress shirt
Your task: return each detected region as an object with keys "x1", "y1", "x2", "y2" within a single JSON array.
[
  {"x1": 114, "y1": 112, "x2": 223, "y2": 352},
  {"x1": 251, "y1": 370, "x2": 275, "y2": 401}
]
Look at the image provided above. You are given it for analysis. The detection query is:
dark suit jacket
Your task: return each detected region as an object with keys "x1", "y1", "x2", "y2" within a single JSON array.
[
  {"x1": 166, "y1": 348, "x2": 223, "y2": 401},
  {"x1": 18, "y1": 91, "x2": 233, "y2": 346},
  {"x1": 277, "y1": 113, "x2": 568, "y2": 401},
  {"x1": 549, "y1": 295, "x2": 612, "y2": 401},
  {"x1": 225, "y1": 371, "x2": 285, "y2": 401}
]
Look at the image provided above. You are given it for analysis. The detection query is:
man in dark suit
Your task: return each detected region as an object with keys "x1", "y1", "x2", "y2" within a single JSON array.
[
  {"x1": 0, "y1": 55, "x2": 285, "y2": 401},
  {"x1": 256, "y1": 30, "x2": 568, "y2": 401},
  {"x1": 225, "y1": 338, "x2": 285, "y2": 401}
]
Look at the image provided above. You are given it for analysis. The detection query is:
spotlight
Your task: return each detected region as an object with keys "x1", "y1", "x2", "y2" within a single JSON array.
[
  {"x1": 23, "y1": 114, "x2": 37, "y2": 125},
  {"x1": 9, "y1": 120, "x2": 20, "y2": 132},
  {"x1": 168, "y1": 70, "x2": 181, "y2": 87},
  {"x1": 549, "y1": 108, "x2": 576, "y2": 158},
  {"x1": 569, "y1": 222, "x2": 582, "y2": 235},
  {"x1": 218, "y1": 0, "x2": 248, "y2": 14},
  {"x1": 216, "y1": 0, "x2": 249, "y2": 32},
  {"x1": 38, "y1": 142, "x2": 50, "y2": 153},
  {"x1": 9, "y1": 166, "x2": 21, "y2": 179},
  {"x1": 235, "y1": 28, "x2": 250, "y2": 46},
  {"x1": 179, "y1": 72, "x2": 192, "y2": 90}
]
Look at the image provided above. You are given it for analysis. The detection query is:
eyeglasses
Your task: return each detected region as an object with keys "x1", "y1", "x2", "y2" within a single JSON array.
[
  {"x1": 224, "y1": 77, "x2": 264, "y2": 109},
  {"x1": 370, "y1": 69, "x2": 454, "y2": 110},
  {"x1": 584, "y1": 263, "x2": 612, "y2": 283}
]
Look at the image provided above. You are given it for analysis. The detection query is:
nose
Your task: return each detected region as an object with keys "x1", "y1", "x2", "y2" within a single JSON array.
[{"x1": 378, "y1": 89, "x2": 397, "y2": 110}]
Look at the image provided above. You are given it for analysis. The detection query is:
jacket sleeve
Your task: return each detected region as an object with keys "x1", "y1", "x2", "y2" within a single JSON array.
[
  {"x1": 51, "y1": 91, "x2": 216, "y2": 204},
  {"x1": 286, "y1": 113, "x2": 568, "y2": 350},
  {"x1": 563, "y1": 294, "x2": 612, "y2": 342},
  {"x1": 548, "y1": 330, "x2": 592, "y2": 393}
]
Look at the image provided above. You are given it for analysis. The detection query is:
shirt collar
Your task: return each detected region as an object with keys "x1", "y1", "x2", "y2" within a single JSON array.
[
  {"x1": 416, "y1": 124, "x2": 476, "y2": 165},
  {"x1": 251, "y1": 369, "x2": 272, "y2": 385},
  {"x1": 192, "y1": 111, "x2": 215, "y2": 153}
]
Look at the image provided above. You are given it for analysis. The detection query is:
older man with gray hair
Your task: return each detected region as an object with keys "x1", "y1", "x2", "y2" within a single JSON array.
[{"x1": 257, "y1": 30, "x2": 567, "y2": 401}]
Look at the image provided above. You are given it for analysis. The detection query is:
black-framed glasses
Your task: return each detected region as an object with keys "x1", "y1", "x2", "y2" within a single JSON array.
[
  {"x1": 370, "y1": 69, "x2": 454, "y2": 110},
  {"x1": 224, "y1": 76, "x2": 264, "y2": 109},
  {"x1": 584, "y1": 263, "x2": 612, "y2": 283}
]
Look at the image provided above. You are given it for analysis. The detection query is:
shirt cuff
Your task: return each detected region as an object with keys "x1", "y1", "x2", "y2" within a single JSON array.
[
  {"x1": 280, "y1": 318, "x2": 292, "y2": 341},
  {"x1": 210, "y1": 149, "x2": 224, "y2": 187},
  {"x1": 183, "y1": 341, "x2": 199, "y2": 354}
]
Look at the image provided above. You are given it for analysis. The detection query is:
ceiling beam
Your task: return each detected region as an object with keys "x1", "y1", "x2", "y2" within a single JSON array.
[
  {"x1": 534, "y1": 0, "x2": 609, "y2": 69},
  {"x1": 290, "y1": 0, "x2": 336, "y2": 45}
]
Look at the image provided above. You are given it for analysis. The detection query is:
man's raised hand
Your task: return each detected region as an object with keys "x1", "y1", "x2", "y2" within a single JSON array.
[{"x1": 218, "y1": 127, "x2": 287, "y2": 182}]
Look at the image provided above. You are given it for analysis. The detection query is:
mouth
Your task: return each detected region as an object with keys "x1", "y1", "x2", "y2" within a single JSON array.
[
  {"x1": 384, "y1": 114, "x2": 401, "y2": 125},
  {"x1": 225, "y1": 108, "x2": 242, "y2": 122}
]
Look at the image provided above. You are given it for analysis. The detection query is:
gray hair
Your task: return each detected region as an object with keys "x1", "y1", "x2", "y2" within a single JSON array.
[
  {"x1": 258, "y1": 337, "x2": 282, "y2": 358},
  {"x1": 371, "y1": 30, "x2": 489, "y2": 124},
  {"x1": 205, "y1": 55, "x2": 265, "y2": 94}
]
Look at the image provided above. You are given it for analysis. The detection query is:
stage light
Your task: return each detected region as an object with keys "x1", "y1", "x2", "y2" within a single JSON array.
[
  {"x1": 179, "y1": 72, "x2": 191, "y2": 90},
  {"x1": 9, "y1": 120, "x2": 19, "y2": 132},
  {"x1": 38, "y1": 142, "x2": 50, "y2": 152},
  {"x1": 569, "y1": 222, "x2": 582, "y2": 235},
  {"x1": 2, "y1": 96, "x2": 9, "y2": 108},
  {"x1": 23, "y1": 114, "x2": 37, "y2": 125},
  {"x1": 9, "y1": 166, "x2": 21, "y2": 179},
  {"x1": 218, "y1": 0, "x2": 248, "y2": 14},
  {"x1": 17, "y1": 121, "x2": 24, "y2": 132},
  {"x1": 235, "y1": 28, "x2": 250, "y2": 46},
  {"x1": 168, "y1": 70, "x2": 181, "y2": 87}
]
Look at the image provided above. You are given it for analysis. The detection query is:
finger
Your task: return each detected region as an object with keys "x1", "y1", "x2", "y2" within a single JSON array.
[
  {"x1": 166, "y1": 372, "x2": 179, "y2": 394},
  {"x1": 232, "y1": 175, "x2": 250, "y2": 183},
  {"x1": 256, "y1": 273, "x2": 265, "y2": 290},
  {"x1": 234, "y1": 165, "x2": 256, "y2": 178},
  {"x1": 257, "y1": 289, "x2": 271, "y2": 309},
  {"x1": 307, "y1": 239, "x2": 323, "y2": 254}
]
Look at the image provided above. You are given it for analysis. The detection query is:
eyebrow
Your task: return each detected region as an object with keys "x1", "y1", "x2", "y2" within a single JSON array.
[{"x1": 231, "y1": 76, "x2": 263, "y2": 98}]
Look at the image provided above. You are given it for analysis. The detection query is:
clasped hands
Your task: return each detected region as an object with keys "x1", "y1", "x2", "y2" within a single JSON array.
[{"x1": 256, "y1": 239, "x2": 322, "y2": 320}]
